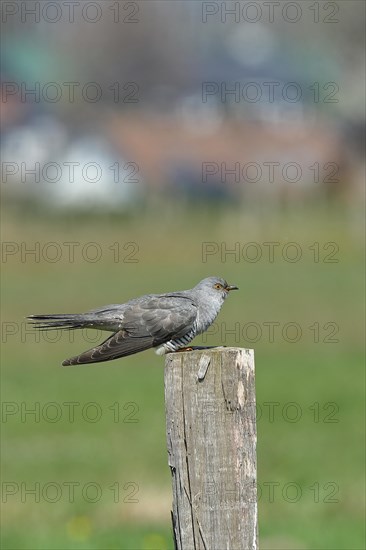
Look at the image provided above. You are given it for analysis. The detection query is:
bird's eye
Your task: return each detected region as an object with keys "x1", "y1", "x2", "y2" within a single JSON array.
[{"x1": 214, "y1": 283, "x2": 223, "y2": 290}]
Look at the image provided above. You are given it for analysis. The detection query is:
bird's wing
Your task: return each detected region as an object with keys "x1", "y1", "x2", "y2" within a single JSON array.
[
  {"x1": 121, "y1": 294, "x2": 197, "y2": 340},
  {"x1": 62, "y1": 295, "x2": 197, "y2": 366}
]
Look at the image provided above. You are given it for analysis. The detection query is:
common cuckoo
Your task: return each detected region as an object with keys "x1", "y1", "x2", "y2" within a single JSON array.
[{"x1": 28, "y1": 276, "x2": 238, "y2": 366}]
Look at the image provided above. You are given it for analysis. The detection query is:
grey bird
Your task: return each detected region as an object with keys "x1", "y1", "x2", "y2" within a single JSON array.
[{"x1": 27, "y1": 276, "x2": 238, "y2": 366}]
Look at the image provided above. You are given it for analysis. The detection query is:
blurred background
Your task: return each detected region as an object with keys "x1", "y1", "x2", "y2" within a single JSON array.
[{"x1": 1, "y1": 1, "x2": 365, "y2": 549}]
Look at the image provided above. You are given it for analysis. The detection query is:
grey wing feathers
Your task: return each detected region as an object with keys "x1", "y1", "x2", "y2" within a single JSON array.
[
  {"x1": 62, "y1": 331, "x2": 154, "y2": 365},
  {"x1": 62, "y1": 295, "x2": 197, "y2": 366},
  {"x1": 121, "y1": 295, "x2": 196, "y2": 339}
]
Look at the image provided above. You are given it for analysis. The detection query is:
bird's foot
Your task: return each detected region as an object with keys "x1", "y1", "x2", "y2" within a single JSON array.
[{"x1": 172, "y1": 345, "x2": 226, "y2": 354}]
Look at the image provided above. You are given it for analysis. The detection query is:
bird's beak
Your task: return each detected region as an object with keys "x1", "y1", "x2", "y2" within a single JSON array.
[{"x1": 226, "y1": 284, "x2": 239, "y2": 291}]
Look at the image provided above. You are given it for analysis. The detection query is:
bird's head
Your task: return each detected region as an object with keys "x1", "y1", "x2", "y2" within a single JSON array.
[{"x1": 195, "y1": 276, "x2": 239, "y2": 303}]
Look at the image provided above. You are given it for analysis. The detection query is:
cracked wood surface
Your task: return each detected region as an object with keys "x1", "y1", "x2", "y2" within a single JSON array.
[{"x1": 165, "y1": 347, "x2": 258, "y2": 550}]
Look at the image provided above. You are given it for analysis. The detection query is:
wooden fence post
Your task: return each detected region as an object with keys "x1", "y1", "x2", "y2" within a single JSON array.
[{"x1": 164, "y1": 347, "x2": 258, "y2": 550}]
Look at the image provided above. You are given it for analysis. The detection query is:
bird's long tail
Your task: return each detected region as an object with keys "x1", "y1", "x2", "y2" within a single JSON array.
[{"x1": 27, "y1": 314, "x2": 93, "y2": 331}]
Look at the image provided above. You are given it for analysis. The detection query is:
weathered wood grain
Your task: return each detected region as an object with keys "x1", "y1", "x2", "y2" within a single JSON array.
[{"x1": 165, "y1": 347, "x2": 258, "y2": 550}]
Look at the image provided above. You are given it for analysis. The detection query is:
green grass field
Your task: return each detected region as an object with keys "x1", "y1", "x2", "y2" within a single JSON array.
[{"x1": 1, "y1": 202, "x2": 365, "y2": 549}]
